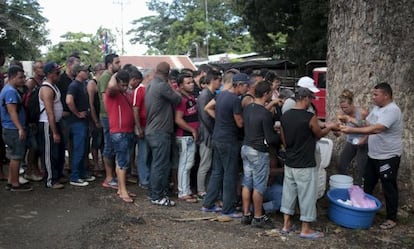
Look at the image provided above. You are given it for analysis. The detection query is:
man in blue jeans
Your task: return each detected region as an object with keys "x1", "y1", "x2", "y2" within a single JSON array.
[
  {"x1": 145, "y1": 62, "x2": 181, "y2": 206},
  {"x1": 202, "y1": 73, "x2": 247, "y2": 217},
  {"x1": 66, "y1": 64, "x2": 96, "y2": 186}
]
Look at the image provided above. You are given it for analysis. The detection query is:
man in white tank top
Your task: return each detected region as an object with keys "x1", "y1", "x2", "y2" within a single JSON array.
[{"x1": 38, "y1": 62, "x2": 65, "y2": 189}]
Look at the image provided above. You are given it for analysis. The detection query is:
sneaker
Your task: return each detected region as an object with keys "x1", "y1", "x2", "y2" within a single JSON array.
[
  {"x1": 251, "y1": 215, "x2": 275, "y2": 229},
  {"x1": 70, "y1": 179, "x2": 89, "y2": 187},
  {"x1": 24, "y1": 173, "x2": 43, "y2": 182},
  {"x1": 102, "y1": 179, "x2": 118, "y2": 189},
  {"x1": 19, "y1": 176, "x2": 30, "y2": 185},
  {"x1": 151, "y1": 197, "x2": 176, "y2": 207},
  {"x1": 82, "y1": 175, "x2": 96, "y2": 182},
  {"x1": 10, "y1": 184, "x2": 33, "y2": 192},
  {"x1": 200, "y1": 205, "x2": 222, "y2": 213},
  {"x1": 49, "y1": 183, "x2": 64, "y2": 189},
  {"x1": 5, "y1": 183, "x2": 11, "y2": 190},
  {"x1": 221, "y1": 211, "x2": 243, "y2": 219},
  {"x1": 241, "y1": 214, "x2": 253, "y2": 225},
  {"x1": 196, "y1": 192, "x2": 206, "y2": 201}
]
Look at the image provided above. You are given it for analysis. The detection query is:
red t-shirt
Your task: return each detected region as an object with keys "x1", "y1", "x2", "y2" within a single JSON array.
[
  {"x1": 104, "y1": 91, "x2": 134, "y2": 133},
  {"x1": 132, "y1": 85, "x2": 146, "y2": 127},
  {"x1": 175, "y1": 94, "x2": 199, "y2": 137}
]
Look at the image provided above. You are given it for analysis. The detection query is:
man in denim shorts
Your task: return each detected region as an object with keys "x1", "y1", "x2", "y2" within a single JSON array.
[
  {"x1": 0, "y1": 66, "x2": 32, "y2": 191},
  {"x1": 241, "y1": 81, "x2": 279, "y2": 229},
  {"x1": 105, "y1": 70, "x2": 135, "y2": 203}
]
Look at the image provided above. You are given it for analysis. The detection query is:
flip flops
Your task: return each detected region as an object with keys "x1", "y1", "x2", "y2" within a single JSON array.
[
  {"x1": 179, "y1": 195, "x2": 198, "y2": 203},
  {"x1": 279, "y1": 225, "x2": 297, "y2": 235},
  {"x1": 299, "y1": 231, "x2": 324, "y2": 239},
  {"x1": 380, "y1": 220, "x2": 396, "y2": 230}
]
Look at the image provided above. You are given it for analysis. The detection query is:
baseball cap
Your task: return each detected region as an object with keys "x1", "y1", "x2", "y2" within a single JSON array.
[
  {"x1": 295, "y1": 87, "x2": 316, "y2": 99},
  {"x1": 73, "y1": 64, "x2": 91, "y2": 75},
  {"x1": 297, "y1": 76, "x2": 320, "y2": 93},
  {"x1": 43, "y1": 61, "x2": 62, "y2": 75},
  {"x1": 233, "y1": 73, "x2": 251, "y2": 84}
]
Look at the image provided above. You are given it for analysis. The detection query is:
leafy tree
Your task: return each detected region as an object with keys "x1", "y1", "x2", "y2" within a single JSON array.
[
  {"x1": 0, "y1": 0, "x2": 49, "y2": 60},
  {"x1": 45, "y1": 28, "x2": 117, "y2": 65},
  {"x1": 128, "y1": 0, "x2": 254, "y2": 57},
  {"x1": 232, "y1": 0, "x2": 328, "y2": 69}
]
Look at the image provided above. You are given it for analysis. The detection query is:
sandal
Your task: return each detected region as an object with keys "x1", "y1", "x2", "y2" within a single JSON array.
[
  {"x1": 93, "y1": 170, "x2": 104, "y2": 178},
  {"x1": 380, "y1": 220, "x2": 396, "y2": 230},
  {"x1": 299, "y1": 231, "x2": 324, "y2": 239},
  {"x1": 179, "y1": 195, "x2": 198, "y2": 203},
  {"x1": 280, "y1": 224, "x2": 297, "y2": 235}
]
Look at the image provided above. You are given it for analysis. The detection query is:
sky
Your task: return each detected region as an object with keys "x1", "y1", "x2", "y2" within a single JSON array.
[{"x1": 38, "y1": 0, "x2": 156, "y2": 55}]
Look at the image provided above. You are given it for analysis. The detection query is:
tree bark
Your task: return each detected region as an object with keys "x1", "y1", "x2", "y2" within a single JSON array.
[{"x1": 327, "y1": 0, "x2": 414, "y2": 207}]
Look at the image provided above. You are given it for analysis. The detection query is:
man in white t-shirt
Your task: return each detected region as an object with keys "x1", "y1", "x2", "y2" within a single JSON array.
[{"x1": 342, "y1": 82, "x2": 403, "y2": 230}]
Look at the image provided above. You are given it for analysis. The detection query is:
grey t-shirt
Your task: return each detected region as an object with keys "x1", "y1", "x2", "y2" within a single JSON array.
[
  {"x1": 145, "y1": 76, "x2": 181, "y2": 134},
  {"x1": 366, "y1": 101, "x2": 403, "y2": 159},
  {"x1": 197, "y1": 88, "x2": 215, "y2": 145}
]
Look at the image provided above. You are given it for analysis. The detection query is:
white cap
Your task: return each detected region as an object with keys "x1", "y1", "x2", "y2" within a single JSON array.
[{"x1": 297, "y1": 76, "x2": 320, "y2": 93}]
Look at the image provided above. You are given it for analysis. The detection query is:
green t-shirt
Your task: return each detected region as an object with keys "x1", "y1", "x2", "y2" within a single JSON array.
[{"x1": 98, "y1": 70, "x2": 112, "y2": 117}]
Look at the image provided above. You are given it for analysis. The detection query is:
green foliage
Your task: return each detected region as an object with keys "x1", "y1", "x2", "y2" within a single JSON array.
[
  {"x1": 0, "y1": 0, "x2": 49, "y2": 60},
  {"x1": 45, "y1": 28, "x2": 116, "y2": 65},
  {"x1": 128, "y1": 0, "x2": 254, "y2": 56},
  {"x1": 232, "y1": 0, "x2": 328, "y2": 69}
]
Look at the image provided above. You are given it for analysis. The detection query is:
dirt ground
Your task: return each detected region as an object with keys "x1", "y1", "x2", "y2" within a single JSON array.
[{"x1": 0, "y1": 178, "x2": 413, "y2": 249}]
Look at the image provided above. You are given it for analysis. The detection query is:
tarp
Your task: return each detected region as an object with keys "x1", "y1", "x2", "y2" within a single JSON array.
[{"x1": 209, "y1": 59, "x2": 297, "y2": 71}]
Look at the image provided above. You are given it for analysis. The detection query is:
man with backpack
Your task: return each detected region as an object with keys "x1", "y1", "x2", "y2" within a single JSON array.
[
  {"x1": 38, "y1": 62, "x2": 65, "y2": 189},
  {"x1": 23, "y1": 60, "x2": 45, "y2": 182}
]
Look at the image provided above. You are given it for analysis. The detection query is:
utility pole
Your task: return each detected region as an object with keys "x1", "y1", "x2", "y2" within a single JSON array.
[
  {"x1": 204, "y1": 0, "x2": 209, "y2": 57},
  {"x1": 113, "y1": 0, "x2": 129, "y2": 55}
]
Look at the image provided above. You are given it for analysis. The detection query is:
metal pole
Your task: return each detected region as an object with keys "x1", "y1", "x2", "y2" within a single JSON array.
[{"x1": 205, "y1": 0, "x2": 208, "y2": 57}]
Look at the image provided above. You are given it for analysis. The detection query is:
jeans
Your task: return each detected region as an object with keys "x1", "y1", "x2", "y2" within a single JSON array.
[
  {"x1": 263, "y1": 183, "x2": 283, "y2": 214},
  {"x1": 146, "y1": 132, "x2": 172, "y2": 200},
  {"x1": 241, "y1": 145, "x2": 270, "y2": 195},
  {"x1": 203, "y1": 140, "x2": 241, "y2": 214},
  {"x1": 136, "y1": 137, "x2": 150, "y2": 186},
  {"x1": 197, "y1": 142, "x2": 212, "y2": 193},
  {"x1": 100, "y1": 117, "x2": 114, "y2": 159},
  {"x1": 38, "y1": 122, "x2": 65, "y2": 187},
  {"x1": 176, "y1": 136, "x2": 196, "y2": 197},
  {"x1": 111, "y1": 132, "x2": 134, "y2": 170},
  {"x1": 69, "y1": 121, "x2": 88, "y2": 181}
]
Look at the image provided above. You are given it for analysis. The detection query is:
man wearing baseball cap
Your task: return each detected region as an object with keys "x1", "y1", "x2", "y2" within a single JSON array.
[{"x1": 282, "y1": 76, "x2": 319, "y2": 114}]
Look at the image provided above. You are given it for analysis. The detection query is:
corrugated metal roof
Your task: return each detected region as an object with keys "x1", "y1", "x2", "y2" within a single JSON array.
[{"x1": 119, "y1": 55, "x2": 196, "y2": 70}]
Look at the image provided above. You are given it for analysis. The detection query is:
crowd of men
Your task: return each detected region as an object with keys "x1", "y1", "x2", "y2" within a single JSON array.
[{"x1": 0, "y1": 50, "x2": 403, "y2": 237}]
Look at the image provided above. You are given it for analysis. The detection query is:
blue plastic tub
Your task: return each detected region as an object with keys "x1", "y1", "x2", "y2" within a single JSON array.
[{"x1": 327, "y1": 188, "x2": 382, "y2": 229}]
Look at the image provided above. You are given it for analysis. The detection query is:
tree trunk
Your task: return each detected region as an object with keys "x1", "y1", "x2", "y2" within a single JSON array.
[{"x1": 327, "y1": 0, "x2": 414, "y2": 208}]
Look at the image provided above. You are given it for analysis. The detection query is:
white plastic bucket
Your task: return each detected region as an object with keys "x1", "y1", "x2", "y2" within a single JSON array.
[{"x1": 329, "y1": 174, "x2": 353, "y2": 190}]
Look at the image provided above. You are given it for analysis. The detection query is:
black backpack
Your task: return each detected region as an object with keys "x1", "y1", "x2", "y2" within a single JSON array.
[{"x1": 24, "y1": 84, "x2": 53, "y2": 124}]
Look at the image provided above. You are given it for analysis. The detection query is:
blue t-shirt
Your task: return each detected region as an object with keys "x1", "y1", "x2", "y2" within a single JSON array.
[
  {"x1": 67, "y1": 80, "x2": 89, "y2": 123},
  {"x1": 212, "y1": 90, "x2": 242, "y2": 143},
  {"x1": 0, "y1": 84, "x2": 26, "y2": 129}
]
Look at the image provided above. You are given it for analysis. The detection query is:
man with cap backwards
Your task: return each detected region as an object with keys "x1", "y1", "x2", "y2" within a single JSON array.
[
  {"x1": 66, "y1": 64, "x2": 96, "y2": 187},
  {"x1": 38, "y1": 62, "x2": 65, "y2": 189},
  {"x1": 279, "y1": 77, "x2": 338, "y2": 239}
]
